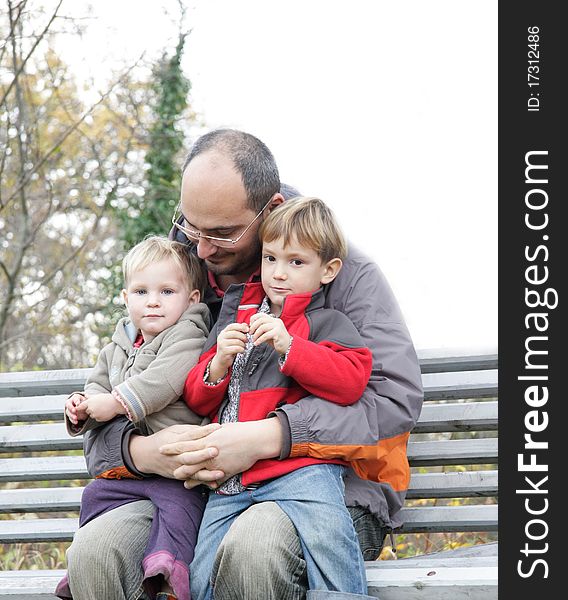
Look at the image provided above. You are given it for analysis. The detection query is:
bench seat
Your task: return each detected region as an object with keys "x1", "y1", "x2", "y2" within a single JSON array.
[
  {"x1": 0, "y1": 545, "x2": 499, "y2": 600},
  {"x1": 0, "y1": 349, "x2": 498, "y2": 598}
]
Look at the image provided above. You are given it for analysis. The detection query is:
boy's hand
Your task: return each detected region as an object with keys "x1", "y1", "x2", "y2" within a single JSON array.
[
  {"x1": 249, "y1": 313, "x2": 292, "y2": 355},
  {"x1": 82, "y1": 393, "x2": 125, "y2": 423},
  {"x1": 65, "y1": 393, "x2": 86, "y2": 425},
  {"x1": 209, "y1": 322, "x2": 249, "y2": 381}
]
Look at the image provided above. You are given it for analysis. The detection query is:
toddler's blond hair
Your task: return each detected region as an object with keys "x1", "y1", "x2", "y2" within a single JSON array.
[{"x1": 122, "y1": 236, "x2": 206, "y2": 297}]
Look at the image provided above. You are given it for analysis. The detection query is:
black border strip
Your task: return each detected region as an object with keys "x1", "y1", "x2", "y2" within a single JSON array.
[{"x1": 499, "y1": 2, "x2": 565, "y2": 595}]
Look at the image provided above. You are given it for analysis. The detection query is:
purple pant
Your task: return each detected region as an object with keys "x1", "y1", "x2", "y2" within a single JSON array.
[{"x1": 56, "y1": 477, "x2": 206, "y2": 600}]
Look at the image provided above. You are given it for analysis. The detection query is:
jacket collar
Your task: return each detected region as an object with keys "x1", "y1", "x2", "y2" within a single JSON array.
[
  {"x1": 111, "y1": 302, "x2": 211, "y2": 351},
  {"x1": 223, "y1": 282, "x2": 326, "y2": 323}
]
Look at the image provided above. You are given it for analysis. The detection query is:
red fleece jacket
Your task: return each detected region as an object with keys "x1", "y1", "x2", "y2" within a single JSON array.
[{"x1": 184, "y1": 282, "x2": 372, "y2": 487}]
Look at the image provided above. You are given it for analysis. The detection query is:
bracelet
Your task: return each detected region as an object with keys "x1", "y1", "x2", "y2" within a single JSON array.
[
  {"x1": 278, "y1": 336, "x2": 294, "y2": 369},
  {"x1": 203, "y1": 360, "x2": 228, "y2": 386}
]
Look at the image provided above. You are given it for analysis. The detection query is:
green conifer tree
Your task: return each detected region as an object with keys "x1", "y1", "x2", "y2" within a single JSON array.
[{"x1": 120, "y1": 34, "x2": 191, "y2": 246}]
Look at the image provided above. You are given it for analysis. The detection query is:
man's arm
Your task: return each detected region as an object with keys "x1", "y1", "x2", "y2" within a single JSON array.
[
  {"x1": 81, "y1": 416, "x2": 222, "y2": 480},
  {"x1": 276, "y1": 248, "x2": 423, "y2": 478},
  {"x1": 128, "y1": 423, "x2": 224, "y2": 479},
  {"x1": 158, "y1": 418, "x2": 283, "y2": 484}
]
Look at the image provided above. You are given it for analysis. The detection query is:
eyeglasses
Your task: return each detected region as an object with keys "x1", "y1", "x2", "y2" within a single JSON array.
[{"x1": 171, "y1": 196, "x2": 274, "y2": 248}]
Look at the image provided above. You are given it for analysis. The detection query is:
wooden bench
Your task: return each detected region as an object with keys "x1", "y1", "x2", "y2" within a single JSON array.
[{"x1": 0, "y1": 349, "x2": 498, "y2": 598}]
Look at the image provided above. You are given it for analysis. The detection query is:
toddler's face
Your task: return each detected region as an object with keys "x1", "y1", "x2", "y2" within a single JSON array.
[
  {"x1": 261, "y1": 235, "x2": 336, "y2": 315},
  {"x1": 123, "y1": 258, "x2": 197, "y2": 340}
]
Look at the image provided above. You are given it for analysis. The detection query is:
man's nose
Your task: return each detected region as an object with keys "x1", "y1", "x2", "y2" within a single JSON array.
[{"x1": 196, "y1": 237, "x2": 218, "y2": 260}]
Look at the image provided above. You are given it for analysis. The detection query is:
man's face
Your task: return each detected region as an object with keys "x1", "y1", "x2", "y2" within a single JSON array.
[{"x1": 180, "y1": 151, "x2": 264, "y2": 279}]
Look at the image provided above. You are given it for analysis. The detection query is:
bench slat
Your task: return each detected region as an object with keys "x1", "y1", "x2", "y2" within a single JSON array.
[
  {"x1": 407, "y1": 470, "x2": 498, "y2": 498},
  {"x1": 413, "y1": 402, "x2": 497, "y2": 433},
  {"x1": 0, "y1": 487, "x2": 83, "y2": 513},
  {"x1": 417, "y1": 350, "x2": 497, "y2": 374},
  {"x1": 0, "y1": 395, "x2": 67, "y2": 424},
  {"x1": 408, "y1": 438, "x2": 497, "y2": 466},
  {"x1": 0, "y1": 504, "x2": 497, "y2": 543},
  {"x1": 0, "y1": 470, "x2": 498, "y2": 514},
  {"x1": 0, "y1": 348, "x2": 498, "y2": 397},
  {"x1": 0, "y1": 517, "x2": 79, "y2": 542},
  {"x1": 0, "y1": 370, "x2": 88, "y2": 398},
  {"x1": 0, "y1": 398, "x2": 499, "y2": 434},
  {"x1": 0, "y1": 423, "x2": 82, "y2": 452},
  {"x1": 0, "y1": 367, "x2": 498, "y2": 401},
  {"x1": 366, "y1": 566, "x2": 498, "y2": 599},
  {"x1": 398, "y1": 504, "x2": 497, "y2": 532},
  {"x1": 0, "y1": 569, "x2": 66, "y2": 598},
  {"x1": 0, "y1": 456, "x2": 88, "y2": 482},
  {"x1": 0, "y1": 560, "x2": 498, "y2": 600},
  {"x1": 422, "y1": 370, "x2": 497, "y2": 400}
]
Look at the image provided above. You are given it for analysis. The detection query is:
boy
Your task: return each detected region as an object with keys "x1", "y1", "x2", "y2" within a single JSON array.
[
  {"x1": 57, "y1": 236, "x2": 212, "y2": 600},
  {"x1": 184, "y1": 197, "x2": 376, "y2": 600}
]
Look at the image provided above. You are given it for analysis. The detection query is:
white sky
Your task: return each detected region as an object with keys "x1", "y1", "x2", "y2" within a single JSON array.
[{"x1": 58, "y1": 0, "x2": 498, "y2": 353}]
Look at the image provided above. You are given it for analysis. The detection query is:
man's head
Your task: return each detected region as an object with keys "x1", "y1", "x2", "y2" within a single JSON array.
[
  {"x1": 176, "y1": 129, "x2": 284, "y2": 280},
  {"x1": 121, "y1": 236, "x2": 206, "y2": 340},
  {"x1": 258, "y1": 197, "x2": 346, "y2": 313},
  {"x1": 183, "y1": 129, "x2": 280, "y2": 212}
]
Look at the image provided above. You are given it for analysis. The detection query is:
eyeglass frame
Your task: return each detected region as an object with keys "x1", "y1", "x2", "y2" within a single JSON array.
[{"x1": 171, "y1": 196, "x2": 275, "y2": 248}]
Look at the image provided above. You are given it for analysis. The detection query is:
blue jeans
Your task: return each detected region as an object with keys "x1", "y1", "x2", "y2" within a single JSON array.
[{"x1": 191, "y1": 464, "x2": 369, "y2": 600}]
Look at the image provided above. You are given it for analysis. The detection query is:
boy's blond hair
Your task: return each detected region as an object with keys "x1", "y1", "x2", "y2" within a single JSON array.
[
  {"x1": 122, "y1": 236, "x2": 206, "y2": 298},
  {"x1": 259, "y1": 196, "x2": 347, "y2": 263}
]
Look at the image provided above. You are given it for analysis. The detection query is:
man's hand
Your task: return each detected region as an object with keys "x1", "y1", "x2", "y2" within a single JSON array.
[
  {"x1": 82, "y1": 393, "x2": 124, "y2": 423},
  {"x1": 249, "y1": 313, "x2": 291, "y2": 355},
  {"x1": 129, "y1": 423, "x2": 224, "y2": 480},
  {"x1": 208, "y1": 322, "x2": 249, "y2": 381},
  {"x1": 160, "y1": 418, "x2": 284, "y2": 487}
]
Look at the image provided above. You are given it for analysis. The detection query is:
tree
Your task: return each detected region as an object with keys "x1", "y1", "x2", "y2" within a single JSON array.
[
  {"x1": 0, "y1": 0, "x2": 151, "y2": 370},
  {"x1": 98, "y1": 30, "x2": 196, "y2": 333},
  {"x1": 119, "y1": 33, "x2": 192, "y2": 248}
]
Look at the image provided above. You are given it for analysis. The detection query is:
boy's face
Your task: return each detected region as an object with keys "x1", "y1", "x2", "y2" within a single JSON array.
[
  {"x1": 261, "y1": 236, "x2": 341, "y2": 315},
  {"x1": 122, "y1": 258, "x2": 199, "y2": 341}
]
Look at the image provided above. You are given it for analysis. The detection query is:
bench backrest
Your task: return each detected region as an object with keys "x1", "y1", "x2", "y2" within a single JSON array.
[{"x1": 0, "y1": 350, "x2": 498, "y2": 544}]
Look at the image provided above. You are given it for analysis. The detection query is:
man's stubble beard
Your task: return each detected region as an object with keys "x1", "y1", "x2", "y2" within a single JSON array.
[{"x1": 205, "y1": 242, "x2": 262, "y2": 278}]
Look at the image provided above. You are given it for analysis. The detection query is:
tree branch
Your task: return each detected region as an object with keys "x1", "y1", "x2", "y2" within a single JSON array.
[
  {"x1": 2, "y1": 53, "x2": 145, "y2": 213},
  {"x1": 0, "y1": 259, "x2": 12, "y2": 283},
  {"x1": 0, "y1": 0, "x2": 63, "y2": 108},
  {"x1": 0, "y1": 0, "x2": 26, "y2": 67},
  {"x1": 24, "y1": 172, "x2": 122, "y2": 296}
]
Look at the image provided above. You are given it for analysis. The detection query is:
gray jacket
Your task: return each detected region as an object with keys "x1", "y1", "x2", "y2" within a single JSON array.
[
  {"x1": 276, "y1": 244, "x2": 424, "y2": 530},
  {"x1": 67, "y1": 303, "x2": 210, "y2": 437}
]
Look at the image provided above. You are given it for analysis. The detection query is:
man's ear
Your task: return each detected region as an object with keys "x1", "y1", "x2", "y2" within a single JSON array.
[
  {"x1": 320, "y1": 258, "x2": 343, "y2": 285},
  {"x1": 121, "y1": 289, "x2": 128, "y2": 307},
  {"x1": 266, "y1": 193, "x2": 285, "y2": 214},
  {"x1": 187, "y1": 289, "x2": 201, "y2": 306}
]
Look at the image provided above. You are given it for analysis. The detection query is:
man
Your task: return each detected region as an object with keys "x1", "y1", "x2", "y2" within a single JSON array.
[{"x1": 66, "y1": 129, "x2": 423, "y2": 600}]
